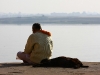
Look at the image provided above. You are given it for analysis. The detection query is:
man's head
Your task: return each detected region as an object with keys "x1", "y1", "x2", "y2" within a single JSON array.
[{"x1": 32, "y1": 23, "x2": 42, "y2": 33}]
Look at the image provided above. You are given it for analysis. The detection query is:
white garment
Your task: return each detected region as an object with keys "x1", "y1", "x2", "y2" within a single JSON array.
[{"x1": 24, "y1": 32, "x2": 53, "y2": 63}]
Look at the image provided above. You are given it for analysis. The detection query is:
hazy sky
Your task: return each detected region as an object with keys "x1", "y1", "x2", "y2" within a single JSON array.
[{"x1": 0, "y1": 0, "x2": 100, "y2": 14}]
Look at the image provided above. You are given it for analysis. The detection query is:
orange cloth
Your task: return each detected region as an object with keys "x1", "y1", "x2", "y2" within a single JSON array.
[{"x1": 39, "y1": 30, "x2": 51, "y2": 36}]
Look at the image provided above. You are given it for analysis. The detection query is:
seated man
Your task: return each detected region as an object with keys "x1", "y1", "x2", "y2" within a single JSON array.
[{"x1": 17, "y1": 23, "x2": 53, "y2": 65}]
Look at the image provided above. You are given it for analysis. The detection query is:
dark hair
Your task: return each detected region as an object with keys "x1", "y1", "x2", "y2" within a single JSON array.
[{"x1": 32, "y1": 23, "x2": 42, "y2": 30}]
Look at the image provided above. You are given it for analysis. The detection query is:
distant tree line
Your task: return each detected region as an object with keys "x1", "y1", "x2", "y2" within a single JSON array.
[{"x1": 0, "y1": 16, "x2": 100, "y2": 24}]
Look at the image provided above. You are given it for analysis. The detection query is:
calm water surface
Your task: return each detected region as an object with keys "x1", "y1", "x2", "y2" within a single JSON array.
[{"x1": 0, "y1": 24, "x2": 100, "y2": 62}]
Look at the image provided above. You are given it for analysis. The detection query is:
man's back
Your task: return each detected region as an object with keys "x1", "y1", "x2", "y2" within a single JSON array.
[{"x1": 30, "y1": 32, "x2": 53, "y2": 63}]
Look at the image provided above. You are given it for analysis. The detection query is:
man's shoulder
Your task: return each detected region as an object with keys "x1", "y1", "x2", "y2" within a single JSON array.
[
  {"x1": 30, "y1": 32, "x2": 52, "y2": 38},
  {"x1": 29, "y1": 33, "x2": 40, "y2": 37},
  {"x1": 29, "y1": 33, "x2": 33, "y2": 36},
  {"x1": 28, "y1": 34, "x2": 35, "y2": 38}
]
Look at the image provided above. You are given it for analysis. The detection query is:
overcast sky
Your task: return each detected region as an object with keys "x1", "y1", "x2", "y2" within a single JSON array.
[{"x1": 0, "y1": 0, "x2": 100, "y2": 14}]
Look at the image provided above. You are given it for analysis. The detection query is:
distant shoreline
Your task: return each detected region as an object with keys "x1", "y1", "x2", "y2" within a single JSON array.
[{"x1": 0, "y1": 16, "x2": 100, "y2": 24}]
